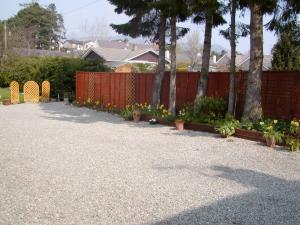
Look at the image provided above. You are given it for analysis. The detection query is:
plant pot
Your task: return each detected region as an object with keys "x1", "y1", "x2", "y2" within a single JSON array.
[
  {"x1": 175, "y1": 120, "x2": 184, "y2": 131},
  {"x1": 133, "y1": 109, "x2": 141, "y2": 122},
  {"x1": 2, "y1": 100, "x2": 11, "y2": 105},
  {"x1": 64, "y1": 98, "x2": 69, "y2": 104},
  {"x1": 265, "y1": 137, "x2": 276, "y2": 148}
]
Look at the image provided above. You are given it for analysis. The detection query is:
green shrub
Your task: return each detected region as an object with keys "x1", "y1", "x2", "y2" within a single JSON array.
[
  {"x1": 120, "y1": 108, "x2": 133, "y2": 120},
  {"x1": 0, "y1": 56, "x2": 110, "y2": 97},
  {"x1": 215, "y1": 117, "x2": 240, "y2": 138},
  {"x1": 285, "y1": 136, "x2": 300, "y2": 151},
  {"x1": 193, "y1": 96, "x2": 226, "y2": 124}
]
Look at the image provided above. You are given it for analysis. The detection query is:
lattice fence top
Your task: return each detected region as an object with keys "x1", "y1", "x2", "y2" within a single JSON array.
[
  {"x1": 10, "y1": 81, "x2": 19, "y2": 104},
  {"x1": 88, "y1": 73, "x2": 95, "y2": 102},
  {"x1": 24, "y1": 81, "x2": 39, "y2": 103},
  {"x1": 127, "y1": 73, "x2": 136, "y2": 105},
  {"x1": 42, "y1": 80, "x2": 50, "y2": 101}
]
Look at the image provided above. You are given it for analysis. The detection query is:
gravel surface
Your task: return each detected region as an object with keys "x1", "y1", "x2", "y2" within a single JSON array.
[{"x1": 0, "y1": 102, "x2": 300, "y2": 225}]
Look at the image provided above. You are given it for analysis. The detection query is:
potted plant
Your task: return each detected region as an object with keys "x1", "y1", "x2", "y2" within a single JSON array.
[
  {"x1": 132, "y1": 108, "x2": 141, "y2": 122},
  {"x1": 63, "y1": 92, "x2": 70, "y2": 104},
  {"x1": 175, "y1": 119, "x2": 185, "y2": 131},
  {"x1": 285, "y1": 136, "x2": 300, "y2": 151},
  {"x1": 2, "y1": 99, "x2": 11, "y2": 105},
  {"x1": 175, "y1": 109, "x2": 188, "y2": 131},
  {"x1": 120, "y1": 107, "x2": 133, "y2": 121},
  {"x1": 215, "y1": 118, "x2": 239, "y2": 138},
  {"x1": 263, "y1": 125, "x2": 283, "y2": 148}
]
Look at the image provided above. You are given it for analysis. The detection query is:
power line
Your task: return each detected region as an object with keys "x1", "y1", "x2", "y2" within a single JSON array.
[{"x1": 62, "y1": 0, "x2": 102, "y2": 16}]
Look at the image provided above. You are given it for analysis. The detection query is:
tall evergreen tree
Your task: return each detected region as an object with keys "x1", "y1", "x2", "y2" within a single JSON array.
[
  {"x1": 239, "y1": 0, "x2": 277, "y2": 121},
  {"x1": 4, "y1": 2, "x2": 65, "y2": 50},
  {"x1": 272, "y1": 22, "x2": 300, "y2": 71},
  {"x1": 189, "y1": 0, "x2": 226, "y2": 99},
  {"x1": 109, "y1": 0, "x2": 168, "y2": 107}
]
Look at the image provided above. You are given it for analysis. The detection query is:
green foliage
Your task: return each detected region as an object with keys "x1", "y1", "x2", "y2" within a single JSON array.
[
  {"x1": 5, "y1": 2, "x2": 65, "y2": 49},
  {"x1": 272, "y1": 23, "x2": 300, "y2": 71},
  {"x1": 120, "y1": 108, "x2": 133, "y2": 120},
  {"x1": 132, "y1": 63, "x2": 157, "y2": 73},
  {"x1": 285, "y1": 136, "x2": 300, "y2": 151},
  {"x1": 215, "y1": 116, "x2": 240, "y2": 138},
  {"x1": 0, "y1": 87, "x2": 10, "y2": 101},
  {"x1": 0, "y1": 56, "x2": 109, "y2": 97},
  {"x1": 193, "y1": 96, "x2": 226, "y2": 124},
  {"x1": 262, "y1": 122, "x2": 284, "y2": 144}
]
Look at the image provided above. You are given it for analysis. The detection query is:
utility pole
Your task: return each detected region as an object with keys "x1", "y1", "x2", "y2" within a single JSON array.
[{"x1": 3, "y1": 21, "x2": 7, "y2": 59}]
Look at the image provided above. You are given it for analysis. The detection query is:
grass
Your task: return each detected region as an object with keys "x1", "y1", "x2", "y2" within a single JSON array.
[
  {"x1": 0, "y1": 87, "x2": 10, "y2": 101},
  {"x1": 0, "y1": 87, "x2": 24, "y2": 102}
]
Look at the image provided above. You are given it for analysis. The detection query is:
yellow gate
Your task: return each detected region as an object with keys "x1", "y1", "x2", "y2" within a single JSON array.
[
  {"x1": 24, "y1": 81, "x2": 39, "y2": 103},
  {"x1": 42, "y1": 80, "x2": 50, "y2": 101},
  {"x1": 10, "y1": 81, "x2": 19, "y2": 104}
]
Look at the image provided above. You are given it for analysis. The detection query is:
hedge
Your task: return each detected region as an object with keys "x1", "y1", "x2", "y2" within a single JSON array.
[{"x1": 0, "y1": 56, "x2": 110, "y2": 98}]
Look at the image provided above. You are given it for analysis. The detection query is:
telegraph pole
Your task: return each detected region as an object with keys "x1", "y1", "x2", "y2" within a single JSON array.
[{"x1": 3, "y1": 20, "x2": 8, "y2": 59}]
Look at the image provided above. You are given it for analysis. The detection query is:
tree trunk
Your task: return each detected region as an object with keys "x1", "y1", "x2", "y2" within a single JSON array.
[
  {"x1": 242, "y1": 2, "x2": 263, "y2": 121},
  {"x1": 228, "y1": 0, "x2": 236, "y2": 115},
  {"x1": 168, "y1": 16, "x2": 176, "y2": 115},
  {"x1": 196, "y1": 12, "x2": 213, "y2": 99},
  {"x1": 151, "y1": 14, "x2": 166, "y2": 107}
]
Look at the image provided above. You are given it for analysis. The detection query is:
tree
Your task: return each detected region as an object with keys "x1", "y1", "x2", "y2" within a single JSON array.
[
  {"x1": 190, "y1": 0, "x2": 226, "y2": 99},
  {"x1": 178, "y1": 29, "x2": 203, "y2": 71},
  {"x1": 220, "y1": 0, "x2": 249, "y2": 115},
  {"x1": 272, "y1": 22, "x2": 300, "y2": 71},
  {"x1": 4, "y1": 2, "x2": 65, "y2": 50},
  {"x1": 109, "y1": 0, "x2": 167, "y2": 107},
  {"x1": 239, "y1": 0, "x2": 296, "y2": 121},
  {"x1": 154, "y1": 0, "x2": 189, "y2": 114}
]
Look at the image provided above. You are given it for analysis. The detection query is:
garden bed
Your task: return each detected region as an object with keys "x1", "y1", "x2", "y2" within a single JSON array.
[
  {"x1": 140, "y1": 114, "x2": 267, "y2": 143},
  {"x1": 234, "y1": 128, "x2": 264, "y2": 142}
]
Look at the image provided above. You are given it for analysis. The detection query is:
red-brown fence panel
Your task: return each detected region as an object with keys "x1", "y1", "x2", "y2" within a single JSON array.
[{"x1": 76, "y1": 71, "x2": 300, "y2": 119}]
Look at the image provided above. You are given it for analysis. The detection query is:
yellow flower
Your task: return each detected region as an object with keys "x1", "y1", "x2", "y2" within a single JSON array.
[
  {"x1": 87, "y1": 98, "x2": 91, "y2": 103},
  {"x1": 95, "y1": 101, "x2": 100, "y2": 105},
  {"x1": 273, "y1": 120, "x2": 278, "y2": 124},
  {"x1": 259, "y1": 122, "x2": 264, "y2": 125}
]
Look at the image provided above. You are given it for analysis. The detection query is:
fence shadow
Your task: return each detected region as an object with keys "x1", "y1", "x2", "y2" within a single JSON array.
[{"x1": 149, "y1": 166, "x2": 300, "y2": 225}]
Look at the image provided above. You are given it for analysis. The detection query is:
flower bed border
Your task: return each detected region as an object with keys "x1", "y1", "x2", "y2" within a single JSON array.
[{"x1": 140, "y1": 114, "x2": 265, "y2": 143}]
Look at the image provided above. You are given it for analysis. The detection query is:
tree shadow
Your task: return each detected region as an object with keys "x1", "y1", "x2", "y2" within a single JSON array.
[
  {"x1": 38, "y1": 103, "x2": 168, "y2": 130},
  {"x1": 149, "y1": 166, "x2": 300, "y2": 225}
]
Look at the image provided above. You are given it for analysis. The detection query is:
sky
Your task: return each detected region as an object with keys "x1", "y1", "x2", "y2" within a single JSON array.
[{"x1": 0, "y1": 0, "x2": 278, "y2": 54}]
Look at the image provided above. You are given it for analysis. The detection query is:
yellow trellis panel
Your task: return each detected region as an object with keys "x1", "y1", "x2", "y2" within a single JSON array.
[
  {"x1": 10, "y1": 81, "x2": 19, "y2": 104},
  {"x1": 42, "y1": 80, "x2": 50, "y2": 101},
  {"x1": 24, "y1": 81, "x2": 39, "y2": 103}
]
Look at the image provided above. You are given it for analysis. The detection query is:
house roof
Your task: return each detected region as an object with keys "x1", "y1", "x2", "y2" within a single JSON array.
[
  {"x1": 82, "y1": 46, "x2": 170, "y2": 63},
  {"x1": 11, "y1": 48, "x2": 79, "y2": 57},
  {"x1": 96, "y1": 40, "x2": 155, "y2": 50},
  {"x1": 215, "y1": 53, "x2": 272, "y2": 71}
]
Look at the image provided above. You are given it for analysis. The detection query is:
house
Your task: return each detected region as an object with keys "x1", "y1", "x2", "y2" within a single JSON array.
[
  {"x1": 176, "y1": 50, "x2": 218, "y2": 72},
  {"x1": 11, "y1": 47, "x2": 79, "y2": 58},
  {"x1": 214, "y1": 53, "x2": 272, "y2": 71},
  {"x1": 82, "y1": 41, "x2": 169, "y2": 68}
]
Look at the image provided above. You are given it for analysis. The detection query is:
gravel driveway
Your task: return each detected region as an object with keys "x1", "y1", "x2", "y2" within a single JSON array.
[{"x1": 0, "y1": 102, "x2": 300, "y2": 225}]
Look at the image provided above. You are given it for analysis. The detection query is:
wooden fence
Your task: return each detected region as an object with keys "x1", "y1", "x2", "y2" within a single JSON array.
[{"x1": 76, "y1": 71, "x2": 300, "y2": 120}]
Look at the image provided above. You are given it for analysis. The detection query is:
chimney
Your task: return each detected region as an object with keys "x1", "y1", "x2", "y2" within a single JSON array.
[
  {"x1": 213, "y1": 55, "x2": 217, "y2": 64},
  {"x1": 165, "y1": 50, "x2": 170, "y2": 59},
  {"x1": 132, "y1": 44, "x2": 138, "y2": 51}
]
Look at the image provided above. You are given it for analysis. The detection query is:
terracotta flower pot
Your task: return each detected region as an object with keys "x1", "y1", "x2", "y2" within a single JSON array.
[
  {"x1": 2, "y1": 100, "x2": 11, "y2": 105},
  {"x1": 175, "y1": 120, "x2": 184, "y2": 131},
  {"x1": 266, "y1": 137, "x2": 276, "y2": 148},
  {"x1": 133, "y1": 109, "x2": 141, "y2": 122}
]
